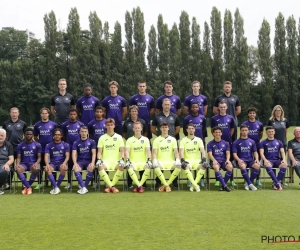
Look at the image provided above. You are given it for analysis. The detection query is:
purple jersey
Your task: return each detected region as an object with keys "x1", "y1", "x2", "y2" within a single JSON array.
[
  {"x1": 207, "y1": 139, "x2": 230, "y2": 162},
  {"x1": 88, "y1": 118, "x2": 106, "y2": 143},
  {"x1": 33, "y1": 120, "x2": 57, "y2": 152},
  {"x1": 183, "y1": 114, "x2": 206, "y2": 140},
  {"x1": 211, "y1": 114, "x2": 235, "y2": 144},
  {"x1": 232, "y1": 138, "x2": 257, "y2": 161},
  {"x1": 102, "y1": 95, "x2": 127, "y2": 127},
  {"x1": 259, "y1": 139, "x2": 283, "y2": 160},
  {"x1": 184, "y1": 94, "x2": 208, "y2": 116},
  {"x1": 76, "y1": 95, "x2": 100, "y2": 126},
  {"x1": 72, "y1": 138, "x2": 96, "y2": 161},
  {"x1": 129, "y1": 93, "x2": 155, "y2": 124},
  {"x1": 156, "y1": 94, "x2": 181, "y2": 114},
  {"x1": 242, "y1": 120, "x2": 263, "y2": 146},
  {"x1": 45, "y1": 141, "x2": 70, "y2": 165},
  {"x1": 61, "y1": 120, "x2": 84, "y2": 146},
  {"x1": 17, "y1": 141, "x2": 42, "y2": 163}
]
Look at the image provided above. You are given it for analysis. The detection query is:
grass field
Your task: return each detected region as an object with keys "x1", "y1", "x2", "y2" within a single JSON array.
[{"x1": 1, "y1": 127, "x2": 300, "y2": 250}]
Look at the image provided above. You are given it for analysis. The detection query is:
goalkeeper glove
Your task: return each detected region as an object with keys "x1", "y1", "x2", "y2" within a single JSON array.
[
  {"x1": 96, "y1": 159, "x2": 103, "y2": 167},
  {"x1": 181, "y1": 158, "x2": 189, "y2": 169},
  {"x1": 118, "y1": 158, "x2": 125, "y2": 167},
  {"x1": 125, "y1": 158, "x2": 131, "y2": 168},
  {"x1": 146, "y1": 158, "x2": 153, "y2": 168},
  {"x1": 152, "y1": 159, "x2": 159, "y2": 168}
]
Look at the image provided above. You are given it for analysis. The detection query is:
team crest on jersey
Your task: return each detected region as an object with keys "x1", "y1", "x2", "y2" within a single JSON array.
[
  {"x1": 227, "y1": 119, "x2": 230, "y2": 122},
  {"x1": 257, "y1": 125, "x2": 259, "y2": 128},
  {"x1": 169, "y1": 117, "x2": 173, "y2": 121},
  {"x1": 200, "y1": 119, "x2": 202, "y2": 122},
  {"x1": 231, "y1": 98, "x2": 234, "y2": 101},
  {"x1": 113, "y1": 137, "x2": 117, "y2": 141},
  {"x1": 77, "y1": 125, "x2": 80, "y2": 128},
  {"x1": 167, "y1": 139, "x2": 171, "y2": 143},
  {"x1": 281, "y1": 122, "x2": 284, "y2": 125},
  {"x1": 275, "y1": 142, "x2": 279, "y2": 145},
  {"x1": 221, "y1": 144, "x2": 225, "y2": 147},
  {"x1": 249, "y1": 142, "x2": 252, "y2": 146},
  {"x1": 141, "y1": 140, "x2": 144, "y2": 144},
  {"x1": 65, "y1": 98, "x2": 69, "y2": 101},
  {"x1": 17, "y1": 124, "x2": 20, "y2": 127},
  {"x1": 194, "y1": 141, "x2": 197, "y2": 145},
  {"x1": 32, "y1": 146, "x2": 36, "y2": 149}
]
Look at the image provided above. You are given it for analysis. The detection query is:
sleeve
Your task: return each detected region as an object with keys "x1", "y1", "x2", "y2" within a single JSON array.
[
  {"x1": 279, "y1": 140, "x2": 284, "y2": 149},
  {"x1": 150, "y1": 97, "x2": 155, "y2": 109},
  {"x1": 203, "y1": 117, "x2": 207, "y2": 137},
  {"x1": 182, "y1": 117, "x2": 188, "y2": 128},
  {"x1": 267, "y1": 120, "x2": 272, "y2": 126},
  {"x1": 97, "y1": 137, "x2": 103, "y2": 148},
  {"x1": 198, "y1": 138, "x2": 204, "y2": 148},
  {"x1": 230, "y1": 117, "x2": 235, "y2": 129},
  {"x1": 232, "y1": 142, "x2": 238, "y2": 153},
  {"x1": 51, "y1": 95, "x2": 55, "y2": 106},
  {"x1": 88, "y1": 122, "x2": 93, "y2": 135},
  {"x1": 72, "y1": 141, "x2": 78, "y2": 151},
  {"x1": 207, "y1": 142, "x2": 212, "y2": 152},
  {"x1": 258, "y1": 142, "x2": 263, "y2": 150},
  {"x1": 76, "y1": 98, "x2": 81, "y2": 109},
  {"x1": 211, "y1": 117, "x2": 215, "y2": 128},
  {"x1": 252, "y1": 142, "x2": 257, "y2": 152},
  {"x1": 119, "y1": 136, "x2": 125, "y2": 147},
  {"x1": 179, "y1": 139, "x2": 184, "y2": 149},
  {"x1": 225, "y1": 142, "x2": 230, "y2": 151},
  {"x1": 259, "y1": 122, "x2": 264, "y2": 132},
  {"x1": 17, "y1": 144, "x2": 22, "y2": 155},
  {"x1": 203, "y1": 96, "x2": 208, "y2": 106},
  {"x1": 37, "y1": 143, "x2": 42, "y2": 153},
  {"x1": 2, "y1": 122, "x2": 6, "y2": 130},
  {"x1": 172, "y1": 138, "x2": 178, "y2": 149},
  {"x1": 123, "y1": 121, "x2": 127, "y2": 133},
  {"x1": 102, "y1": 98, "x2": 107, "y2": 108},
  {"x1": 91, "y1": 140, "x2": 96, "y2": 150},
  {"x1": 142, "y1": 119, "x2": 148, "y2": 132},
  {"x1": 213, "y1": 96, "x2": 220, "y2": 107},
  {"x1": 184, "y1": 96, "x2": 189, "y2": 107},
  {"x1": 285, "y1": 119, "x2": 290, "y2": 129},
  {"x1": 176, "y1": 97, "x2": 181, "y2": 110},
  {"x1": 7, "y1": 142, "x2": 14, "y2": 156},
  {"x1": 33, "y1": 124, "x2": 39, "y2": 136},
  {"x1": 70, "y1": 95, "x2": 76, "y2": 105},
  {"x1": 156, "y1": 97, "x2": 162, "y2": 109},
  {"x1": 129, "y1": 96, "x2": 135, "y2": 106},
  {"x1": 44, "y1": 144, "x2": 50, "y2": 154},
  {"x1": 175, "y1": 116, "x2": 180, "y2": 127},
  {"x1": 235, "y1": 96, "x2": 241, "y2": 107},
  {"x1": 152, "y1": 138, "x2": 158, "y2": 149},
  {"x1": 145, "y1": 138, "x2": 150, "y2": 148},
  {"x1": 95, "y1": 98, "x2": 100, "y2": 107},
  {"x1": 23, "y1": 122, "x2": 28, "y2": 132},
  {"x1": 287, "y1": 140, "x2": 293, "y2": 150},
  {"x1": 121, "y1": 97, "x2": 127, "y2": 107},
  {"x1": 61, "y1": 123, "x2": 66, "y2": 135},
  {"x1": 65, "y1": 143, "x2": 71, "y2": 152}
]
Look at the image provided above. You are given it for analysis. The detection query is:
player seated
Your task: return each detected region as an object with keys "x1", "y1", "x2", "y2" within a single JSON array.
[
  {"x1": 44, "y1": 128, "x2": 70, "y2": 195},
  {"x1": 179, "y1": 123, "x2": 209, "y2": 192},
  {"x1": 259, "y1": 126, "x2": 287, "y2": 190},
  {"x1": 232, "y1": 125, "x2": 260, "y2": 191},
  {"x1": 96, "y1": 118, "x2": 125, "y2": 194},
  {"x1": 207, "y1": 126, "x2": 233, "y2": 192},
  {"x1": 15, "y1": 128, "x2": 42, "y2": 195},
  {"x1": 152, "y1": 122, "x2": 181, "y2": 192},
  {"x1": 72, "y1": 126, "x2": 96, "y2": 194},
  {"x1": 125, "y1": 121, "x2": 152, "y2": 193}
]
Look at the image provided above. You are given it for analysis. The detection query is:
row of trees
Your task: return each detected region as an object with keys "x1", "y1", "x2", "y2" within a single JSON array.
[{"x1": 0, "y1": 7, "x2": 299, "y2": 125}]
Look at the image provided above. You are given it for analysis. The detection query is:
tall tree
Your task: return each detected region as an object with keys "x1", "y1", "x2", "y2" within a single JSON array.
[
  {"x1": 146, "y1": 25, "x2": 159, "y2": 96},
  {"x1": 233, "y1": 8, "x2": 250, "y2": 119},
  {"x1": 210, "y1": 7, "x2": 223, "y2": 98},
  {"x1": 157, "y1": 14, "x2": 169, "y2": 83},
  {"x1": 257, "y1": 19, "x2": 273, "y2": 120},
  {"x1": 111, "y1": 21, "x2": 124, "y2": 85},
  {"x1": 286, "y1": 15, "x2": 298, "y2": 123},
  {"x1": 201, "y1": 22, "x2": 213, "y2": 118},
  {"x1": 124, "y1": 11, "x2": 135, "y2": 99},
  {"x1": 273, "y1": 13, "x2": 288, "y2": 114},
  {"x1": 191, "y1": 17, "x2": 201, "y2": 82},
  {"x1": 67, "y1": 7, "x2": 82, "y2": 98},
  {"x1": 169, "y1": 23, "x2": 181, "y2": 93},
  {"x1": 223, "y1": 9, "x2": 234, "y2": 81},
  {"x1": 179, "y1": 11, "x2": 191, "y2": 98},
  {"x1": 88, "y1": 11, "x2": 102, "y2": 97},
  {"x1": 132, "y1": 7, "x2": 146, "y2": 82}
]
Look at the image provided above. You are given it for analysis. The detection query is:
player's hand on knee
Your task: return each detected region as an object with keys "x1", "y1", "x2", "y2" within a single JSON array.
[
  {"x1": 60, "y1": 163, "x2": 68, "y2": 171},
  {"x1": 146, "y1": 158, "x2": 152, "y2": 168},
  {"x1": 180, "y1": 158, "x2": 189, "y2": 170},
  {"x1": 96, "y1": 159, "x2": 103, "y2": 167},
  {"x1": 118, "y1": 158, "x2": 125, "y2": 167},
  {"x1": 175, "y1": 158, "x2": 181, "y2": 167},
  {"x1": 125, "y1": 158, "x2": 131, "y2": 169}
]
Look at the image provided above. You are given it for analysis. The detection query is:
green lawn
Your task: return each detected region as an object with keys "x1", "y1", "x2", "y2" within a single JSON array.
[{"x1": 1, "y1": 127, "x2": 299, "y2": 250}]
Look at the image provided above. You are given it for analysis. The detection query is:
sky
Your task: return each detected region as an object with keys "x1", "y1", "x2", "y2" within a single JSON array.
[{"x1": 0, "y1": 0, "x2": 298, "y2": 47}]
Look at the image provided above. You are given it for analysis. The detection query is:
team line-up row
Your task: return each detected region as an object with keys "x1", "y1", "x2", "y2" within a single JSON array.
[
  {"x1": 0, "y1": 119, "x2": 299, "y2": 195},
  {"x1": 0, "y1": 79, "x2": 296, "y2": 195}
]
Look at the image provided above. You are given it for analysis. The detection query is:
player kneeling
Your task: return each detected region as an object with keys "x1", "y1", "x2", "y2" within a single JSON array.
[
  {"x1": 72, "y1": 126, "x2": 96, "y2": 194},
  {"x1": 44, "y1": 128, "x2": 70, "y2": 194},
  {"x1": 125, "y1": 122, "x2": 152, "y2": 193},
  {"x1": 179, "y1": 123, "x2": 209, "y2": 192},
  {"x1": 96, "y1": 118, "x2": 125, "y2": 194},
  {"x1": 152, "y1": 122, "x2": 181, "y2": 192},
  {"x1": 207, "y1": 126, "x2": 233, "y2": 192},
  {"x1": 232, "y1": 125, "x2": 259, "y2": 191}
]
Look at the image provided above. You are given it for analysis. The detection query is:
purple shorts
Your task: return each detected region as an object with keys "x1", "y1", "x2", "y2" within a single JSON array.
[
  {"x1": 242, "y1": 160, "x2": 255, "y2": 168},
  {"x1": 20, "y1": 162, "x2": 35, "y2": 171},
  {"x1": 211, "y1": 161, "x2": 228, "y2": 170},
  {"x1": 266, "y1": 160, "x2": 282, "y2": 168},
  {"x1": 49, "y1": 163, "x2": 63, "y2": 171},
  {"x1": 77, "y1": 160, "x2": 91, "y2": 170}
]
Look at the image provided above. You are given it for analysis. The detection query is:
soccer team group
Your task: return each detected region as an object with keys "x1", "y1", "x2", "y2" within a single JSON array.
[{"x1": 1, "y1": 79, "x2": 299, "y2": 195}]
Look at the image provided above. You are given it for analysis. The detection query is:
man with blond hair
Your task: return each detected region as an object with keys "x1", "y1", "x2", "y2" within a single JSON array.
[{"x1": 102, "y1": 81, "x2": 127, "y2": 136}]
